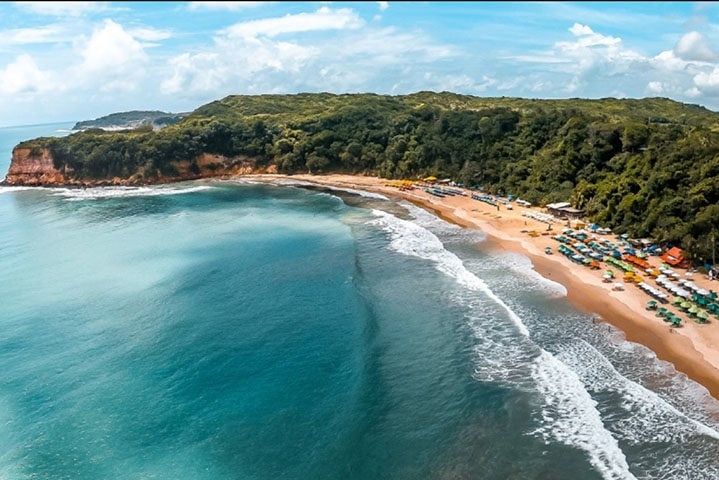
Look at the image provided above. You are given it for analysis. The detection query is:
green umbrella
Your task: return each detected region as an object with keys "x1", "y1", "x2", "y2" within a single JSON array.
[
  {"x1": 697, "y1": 311, "x2": 710, "y2": 323},
  {"x1": 680, "y1": 301, "x2": 692, "y2": 311},
  {"x1": 672, "y1": 317, "x2": 682, "y2": 326},
  {"x1": 605, "y1": 270, "x2": 615, "y2": 277},
  {"x1": 673, "y1": 297, "x2": 683, "y2": 306}
]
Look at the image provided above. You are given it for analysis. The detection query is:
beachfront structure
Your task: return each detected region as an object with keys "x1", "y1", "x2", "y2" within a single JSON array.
[
  {"x1": 662, "y1": 246, "x2": 688, "y2": 268},
  {"x1": 545, "y1": 202, "x2": 585, "y2": 220}
]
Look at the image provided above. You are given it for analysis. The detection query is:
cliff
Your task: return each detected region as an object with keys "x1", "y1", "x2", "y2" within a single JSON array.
[
  {"x1": 4, "y1": 148, "x2": 68, "y2": 186},
  {"x1": 2, "y1": 148, "x2": 276, "y2": 187}
]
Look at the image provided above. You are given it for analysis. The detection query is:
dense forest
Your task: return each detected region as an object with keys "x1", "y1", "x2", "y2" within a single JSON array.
[{"x1": 13, "y1": 91, "x2": 719, "y2": 262}]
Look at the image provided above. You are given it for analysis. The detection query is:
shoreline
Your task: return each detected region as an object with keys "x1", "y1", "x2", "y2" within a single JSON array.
[{"x1": 253, "y1": 173, "x2": 719, "y2": 403}]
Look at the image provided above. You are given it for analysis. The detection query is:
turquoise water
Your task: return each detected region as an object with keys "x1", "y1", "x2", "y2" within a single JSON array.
[{"x1": 2, "y1": 124, "x2": 719, "y2": 479}]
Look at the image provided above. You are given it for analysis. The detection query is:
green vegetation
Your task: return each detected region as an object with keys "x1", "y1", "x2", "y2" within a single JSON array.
[{"x1": 13, "y1": 91, "x2": 719, "y2": 261}]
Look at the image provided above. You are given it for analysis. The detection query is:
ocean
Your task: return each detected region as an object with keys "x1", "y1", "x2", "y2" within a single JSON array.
[{"x1": 1, "y1": 123, "x2": 719, "y2": 480}]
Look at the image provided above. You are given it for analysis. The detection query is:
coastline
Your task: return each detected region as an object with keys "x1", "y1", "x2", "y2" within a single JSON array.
[{"x1": 250, "y1": 173, "x2": 719, "y2": 403}]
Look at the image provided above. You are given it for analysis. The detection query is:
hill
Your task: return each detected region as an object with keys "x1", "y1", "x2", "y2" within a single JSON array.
[
  {"x1": 72, "y1": 110, "x2": 188, "y2": 131},
  {"x1": 5, "y1": 91, "x2": 719, "y2": 260}
]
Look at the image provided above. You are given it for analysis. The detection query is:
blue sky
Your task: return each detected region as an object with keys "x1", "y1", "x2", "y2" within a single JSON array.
[{"x1": 1, "y1": 1, "x2": 718, "y2": 127}]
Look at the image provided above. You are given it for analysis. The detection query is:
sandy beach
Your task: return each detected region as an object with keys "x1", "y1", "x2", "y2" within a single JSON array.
[{"x1": 247, "y1": 173, "x2": 719, "y2": 402}]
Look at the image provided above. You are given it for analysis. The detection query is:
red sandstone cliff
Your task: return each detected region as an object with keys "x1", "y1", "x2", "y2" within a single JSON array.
[
  {"x1": 3, "y1": 149, "x2": 276, "y2": 186},
  {"x1": 4, "y1": 147, "x2": 67, "y2": 185}
]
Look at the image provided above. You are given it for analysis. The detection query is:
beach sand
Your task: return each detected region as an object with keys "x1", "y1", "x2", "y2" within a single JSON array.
[{"x1": 247, "y1": 173, "x2": 719, "y2": 402}]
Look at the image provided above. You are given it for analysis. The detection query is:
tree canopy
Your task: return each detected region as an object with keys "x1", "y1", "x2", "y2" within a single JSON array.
[{"x1": 13, "y1": 91, "x2": 719, "y2": 260}]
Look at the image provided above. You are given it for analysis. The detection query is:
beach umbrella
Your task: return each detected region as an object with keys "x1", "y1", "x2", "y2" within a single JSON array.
[
  {"x1": 680, "y1": 301, "x2": 692, "y2": 311},
  {"x1": 697, "y1": 311, "x2": 710, "y2": 323},
  {"x1": 672, "y1": 317, "x2": 682, "y2": 326},
  {"x1": 672, "y1": 297, "x2": 683, "y2": 306}
]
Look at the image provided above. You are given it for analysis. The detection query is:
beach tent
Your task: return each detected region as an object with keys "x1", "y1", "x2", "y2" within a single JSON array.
[{"x1": 661, "y1": 246, "x2": 687, "y2": 267}]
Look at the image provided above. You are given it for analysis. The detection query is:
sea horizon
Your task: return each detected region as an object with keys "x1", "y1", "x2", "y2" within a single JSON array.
[{"x1": 2, "y1": 123, "x2": 719, "y2": 479}]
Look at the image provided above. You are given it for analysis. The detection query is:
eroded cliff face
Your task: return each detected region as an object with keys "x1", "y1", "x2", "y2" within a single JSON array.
[
  {"x1": 3, "y1": 149, "x2": 277, "y2": 186},
  {"x1": 4, "y1": 147, "x2": 67, "y2": 185}
]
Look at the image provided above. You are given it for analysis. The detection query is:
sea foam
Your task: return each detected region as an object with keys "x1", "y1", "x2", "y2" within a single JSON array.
[
  {"x1": 369, "y1": 207, "x2": 637, "y2": 480},
  {"x1": 51, "y1": 184, "x2": 213, "y2": 200}
]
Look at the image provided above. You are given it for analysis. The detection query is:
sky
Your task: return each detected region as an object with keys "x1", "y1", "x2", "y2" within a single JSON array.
[{"x1": 1, "y1": 1, "x2": 719, "y2": 127}]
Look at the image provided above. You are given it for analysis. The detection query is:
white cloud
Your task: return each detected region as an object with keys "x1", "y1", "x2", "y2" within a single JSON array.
[
  {"x1": 0, "y1": 54, "x2": 51, "y2": 94},
  {"x1": 685, "y1": 86, "x2": 702, "y2": 98},
  {"x1": 377, "y1": 1, "x2": 389, "y2": 11},
  {"x1": 327, "y1": 26, "x2": 456, "y2": 65},
  {"x1": 161, "y1": 52, "x2": 219, "y2": 96},
  {"x1": 646, "y1": 81, "x2": 663, "y2": 94},
  {"x1": 161, "y1": 33, "x2": 319, "y2": 96},
  {"x1": 161, "y1": 8, "x2": 456, "y2": 99},
  {"x1": 693, "y1": 67, "x2": 719, "y2": 94},
  {"x1": 508, "y1": 54, "x2": 571, "y2": 64},
  {"x1": 75, "y1": 19, "x2": 148, "y2": 91},
  {"x1": 0, "y1": 25, "x2": 68, "y2": 45},
  {"x1": 188, "y1": 2, "x2": 269, "y2": 11},
  {"x1": 13, "y1": 1, "x2": 109, "y2": 17},
  {"x1": 568, "y1": 23, "x2": 595, "y2": 37},
  {"x1": 422, "y1": 72, "x2": 496, "y2": 93},
  {"x1": 652, "y1": 49, "x2": 691, "y2": 72},
  {"x1": 559, "y1": 23, "x2": 622, "y2": 52},
  {"x1": 79, "y1": 20, "x2": 146, "y2": 72},
  {"x1": 127, "y1": 27, "x2": 172, "y2": 43},
  {"x1": 223, "y1": 6, "x2": 364, "y2": 39},
  {"x1": 673, "y1": 31, "x2": 716, "y2": 62},
  {"x1": 551, "y1": 23, "x2": 643, "y2": 80}
]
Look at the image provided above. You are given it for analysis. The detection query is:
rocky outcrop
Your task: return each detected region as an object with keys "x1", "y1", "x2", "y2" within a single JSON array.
[
  {"x1": 3, "y1": 147, "x2": 67, "y2": 185},
  {"x1": 2, "y1": 149, "x2": 277, "y2": 187}
]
